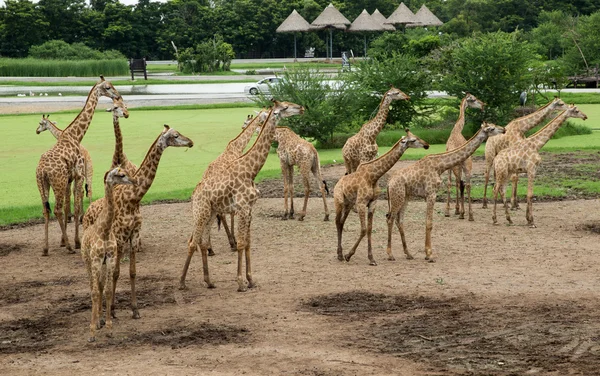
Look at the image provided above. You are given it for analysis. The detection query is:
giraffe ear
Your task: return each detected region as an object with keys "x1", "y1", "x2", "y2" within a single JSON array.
[
  {"x1": 99, "y1": 75, "x2": 105, "y2": 82},
  {"x1": 163, "y1": 124, "x2": 171, "y2": 132},
  {"x1": 404, "y1": 128, "x2": 409, "y2": 133}
]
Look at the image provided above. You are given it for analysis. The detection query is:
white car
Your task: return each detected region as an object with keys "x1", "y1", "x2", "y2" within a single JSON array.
[{"x1": 244, "y1": 76, "x2": 281, "y2": 95}]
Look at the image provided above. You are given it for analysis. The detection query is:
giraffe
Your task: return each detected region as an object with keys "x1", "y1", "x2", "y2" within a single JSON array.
[
  {"x1": 335, "y1": 130, "x2": 430, "y2": 266},
  {"x1": 482, "y1": 97, "x2": 569, "y2": 208},
  {"x1": 342, "y1": 86, "x2": 410, "y2": 174},
  {"x1": 202, "y1": 110, "x2": 269, "y2": 256},
  {"x1": 107, "y1": 96, "x2": 137, "y2": 176},
  {"x1": 274, "y1": 126, "x2": 330, "y2": 221},
  {"x1": 36, "y1": 114, "x2": 93, "y2": 222},
  {"x1": 35, "y1": 76, "x2": 122, "y2": 256},
  {"x1": 83, "y1": 125, "x2": 194, "y2": 319},
  {"x1": 492, "y1": 105, "x2": 587, "y2": 228},
  {"x1": 386, "y1": 123, "x2": 505, "y2": 262},
  {"x1": 444, "y1": 93, "x2": 485, "y2": 221},
  {"x1": 81, "y1": 167, "x2": 135, "y2": 342},
  {"x1": 180, "y1": 99, "x2": 304, "y2": 292}
]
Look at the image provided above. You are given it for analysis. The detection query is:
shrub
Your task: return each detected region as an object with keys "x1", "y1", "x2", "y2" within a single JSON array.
[
  {"x1": 177, "y1": 35, "x2": 235, "y2": 73},
  {"x1": 28, "y1": 40, "x2": 125, "y2": 60},
  {"x1": 0, "y1": 58, "x2": 129, "y2": 77}
]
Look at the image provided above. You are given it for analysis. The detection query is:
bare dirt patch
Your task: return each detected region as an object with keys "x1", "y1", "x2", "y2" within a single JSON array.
[{"x1": 0, "y1": 243, "x2": 22, "y2": 256}]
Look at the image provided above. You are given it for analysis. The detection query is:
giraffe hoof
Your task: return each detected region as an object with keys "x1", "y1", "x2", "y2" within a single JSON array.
[
  {"x1": 469, "y1": 216, "x2": 474, "y2": 222},
  {"x1": 344, "y1": 254, "x2": 351, "y2": 262},
  {"x1": 99, "y1": 318, "x2": 105, "y2": 328},
  {"x1": 406, "y1": 255, "x2": 414, "y2": 260},
  {"x1": 297, "y1": 216, "x2": 304, "y2": 222},
  {"x1": 459, "y1": 215, "x2": 465, "y2": 220},
  {"x1": 444, "y1": 213, "x2": 450, "y2": 217},
  {"x1": 237, "y1": 286, "x2": 248, "y2": 293},
  {"x1": 67, "y1": 247, "x2": 75, "y2": 254},
  {"x1": 207, "y1": 283, "x2": 216, "y2": 289},
  {"x1": 428, "y1": 259, "x2": 436, "y2": 263},
  {"x1": 369, "y1": 260, "x2": 377, "y2": 266},
  {"x1": 248, "y1": 282, "x2": 256, "y2": 289},
  {"x1": 208, "y1": 249, "x2": 215, "y2": 256},
  {"x1": 75, "y1": 241, "x2": 81, "y2": 249},
  {"x1": 132, "y1": 311, "x2": 140, "y2": 320},
  {"x1": 337, "y1": 254, "x2": 344, "y2": 261},
  {"x1": 88, "y1": 336, "x2": 96, "y2": 343},
  {"x1": 42, "y1": 249, "x2": 49, "y2": 257},
  {"x1": 178, "y1": 283, "x2": 187, "y2": 290},
  {"x1": 323, "y1": 215, "x2": 329, "y2": 221},
  {"x1": 388, "y1": 256, "x2": 396, "y2": 261},
  {"x1": 529, "y1": 224, "x2": 537, "y2": 228},
  {"x1": 281, "y1": 215, "x2": 289, "y2": 221}
]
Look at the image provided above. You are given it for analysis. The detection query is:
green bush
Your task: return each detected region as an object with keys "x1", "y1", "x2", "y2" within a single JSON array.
[
  {"x1": 178, "y1": 35, "x2": 235, "y2": 73},
  {"x1": 28, "y1": 40, "x2": 125, "y2": 60},
  {"x1": 0, "y1": 58, "x2": 129, "y2": 77}
]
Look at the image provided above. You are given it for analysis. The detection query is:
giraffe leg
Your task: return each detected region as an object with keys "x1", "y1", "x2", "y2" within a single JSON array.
[
  {"x1": 89, "y1": 258, "x2": 101, "y2": 342},
  {"x1": 73, "y1": 175, "x2": 83, "y2": 249},
  {"x1": 335, "y1": 202, "x2": 351, "y2": 261},
  {"x1": 455, "y1": 168, "x2": 463, "y2": 217},
  {"x1": 344, "y1": 204, "x2": 367, "y2": 263},
  {"x1": 396, "y1": 202, "x2": 413, "y2": 260},
  {"x1": 104, "y1": 255, "x2": 116, "y2": 336},
  {"x1": 464, "y1": 160, "x2": 474, "y2": 221},
  {"x1": 129, "y1": 231, "x2": 141, "y2": 319},
  {"x1": 220, "y1": 213, "x2": 237, "y2": 252},
  {"x1": 444, "y1": 170, "x2": 452, "y2": 217},
  {"x1": 200, "y1": 216, "x2": 216, "y2": 289},
  {"x1": 65, "y1": 178, "x2": 73, "y2": 224},
  {"x1": 53, "y1": 181, "x2": 74, "y2": 253},
  {"x1": 482, "y1": 157, "x2": 493, "y2": 208},
  {"x1": 230, "y1": 213, "x2": 237, "y2": 251},
  {"x1": 111, "y1": 247, "x2": 122, "y2": 319},
  {"x1": 424, "y1": 194, "x2": 436, "y2": 262},
  {"x1": 38, "y1": 175, "x2": 51, "y2": 256},
  {"x1": 243, "y1": 210, "x2": 256, "y2": 289},
  {"x1": 385, "y1": 210, "x2": 396, "y2": 261},
  {"x1": 526, "y1": 169, "x2": 537, "y2": 228},
  {"x1": 288, "y1": 167, "x2": 295, "y2": 219},
  {"x1": 366, "y1": 203, "x2": 376, "y2": 266},
  {"x1": 298, "y1": 163, "x2": 312, "y2": 221},
  {"x1": 510, "y1": 174, "x2": 520, "y2": 210},
  {"x1": 501, "y1": 181, "x2": 513, "y2": 225},
  {"x1": 313, "y1": 168, "x2": 329, "y2": 221},
  {"x1": 180, "y1": 235, "x2": 196, "y2": 290},
  {"x1": 236, "y1": 210, "x2": 251, "y2": 292},
  {"x1": 281, "y1": 162, "x2": 291, "y2": 220}
]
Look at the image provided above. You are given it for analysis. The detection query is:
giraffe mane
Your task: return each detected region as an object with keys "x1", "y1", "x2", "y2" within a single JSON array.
[
  {"x1": 237, "y1": 107, "x2": 275, "y2": 159},
  {"x1": 61, "y1": 82, "x2": 100, "y2": 134},
  {"x1": 132, "y1": 133, "x2": 161, "y2": 178}
]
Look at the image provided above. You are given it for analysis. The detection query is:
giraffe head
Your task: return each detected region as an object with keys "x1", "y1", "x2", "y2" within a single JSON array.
[
  {"x1": 106, "y1": 96, "x2": 129, "y2": 119},
  {"x1": 565, "y1": 104, "x2": 587, "y2": 120},
  {"x1": 385, "y1": 86, "x2": 410, "y2": 101},
  {"x1": 241, "y1": 114, "x2": 254, "y2": 129},
  {"x1": 465, "y1": 93, "x2": 485, "y2": 110},
  {"x1": 480, "y1": 122, "x2": 506, "y2": 137},
  {"x1": 95, "y1": 76, "x2": 122, "y2": 100},
  {"x1": 549, "y1": 97, "x2": 569, "y2": 112},
  {"x1": 272, "y1": 99, "x2": 304, "y2": 119},
  {"x1": 403, "y1": 128, "x2": 430, "y2": 150},
  {"x1": 158, "y1": 125, "x2": 195, "y2": 150},
  {"x1": 251, "y1": 109, "x2": 271, "y2": 134},
  {"x1": 36, "y1": 114, "x2": 56, "y2": 134},
  {"x1": 104, "y1": 166, "x2": 136, "y2": 186}
]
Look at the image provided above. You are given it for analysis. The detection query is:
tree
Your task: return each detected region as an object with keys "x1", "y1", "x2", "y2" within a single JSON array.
[
  {"x1": 435, "y1": 30, "x2": 537, "y2": 125},
  {"x1": 37, "y1": 0, "x2": 86, "y2": 43},
  {"x1": 0, "y1": 0, "x2": 48, "y2": 57}
]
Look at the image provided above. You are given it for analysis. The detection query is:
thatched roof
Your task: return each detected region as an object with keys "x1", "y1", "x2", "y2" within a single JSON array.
[
  {"x1": 385, "y1": 2, "x2": 419, "y2": 25},
  {"x1": 371, "y1": 9, "x2": 396, "y2": 31},
  {"x1": 348, "y1": 9, "x2": 385, "y2": 32},
  {"x1": 407, "y1": 4, "x2": 443, "y2": 27},
  {"x1": 276, "y1": 9, "x2": 313, "y2": 33},
  {"x1": 311, "y1": 3, "x2": 351, "y2": 29}
]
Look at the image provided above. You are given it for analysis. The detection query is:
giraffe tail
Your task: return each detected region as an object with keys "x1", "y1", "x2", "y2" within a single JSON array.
[
  {"x1": 460, "y1": 180, "x2": 465, "y2": 196},
  {"x1": 323, "y1": 180, "x2": 329, "y2": 195},
  {"x1": 216, "y1": 214, "x2": 221, "y2": 231},
  {"x1": 85, "y1": 183, "x2": 89, "y2": 197}
]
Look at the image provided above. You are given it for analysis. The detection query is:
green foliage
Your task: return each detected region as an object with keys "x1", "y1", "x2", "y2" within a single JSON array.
[
  {"x1": 368, "y1": 32, "x2": 408, "y2": 60},
  {"x1": 28, "y1": 40, "x2": 125, "y2": 60},
  {"x1": 0, "y1": 58, "x2": 128, "y2": 77},
  {"x1": 434, "y1": 31, "x2": 537, "y2": 127},
  {"x1": 345, "y1": 52, "x2": 431, "y2": 128},
  {"x1": 178, "y1": 35, "x2": 235, "y2": 73},
  {"x1": 252, "y1": 67, "x2": 356, "y2": 143}
]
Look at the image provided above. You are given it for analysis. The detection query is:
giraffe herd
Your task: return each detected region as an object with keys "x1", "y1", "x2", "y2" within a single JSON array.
[{"x1": 34, "y1": 78, "x2": 587, "y2": 342}]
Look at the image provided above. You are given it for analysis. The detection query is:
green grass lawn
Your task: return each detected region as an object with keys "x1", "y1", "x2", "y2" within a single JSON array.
[{"x1": 1, "y1": 105, "x2": 599, "y2": 226}]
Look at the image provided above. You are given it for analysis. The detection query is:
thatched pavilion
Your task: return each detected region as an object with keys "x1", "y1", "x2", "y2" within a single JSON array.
[
  {"x1": 407, "y1": 4, "x2": 444, "y2": 27},
  {"x1": 347, "y1": 9, "x2": 385, "y2": 57},
  {"x1": 276, "y1": 9, "x2": 313, "y2": 61},
  {"x1": 311, "y1": 3, "x2": 351, "y2": 61},
  {"x1": 385, "y1": 2, "x2": 419, "y2": 29}
]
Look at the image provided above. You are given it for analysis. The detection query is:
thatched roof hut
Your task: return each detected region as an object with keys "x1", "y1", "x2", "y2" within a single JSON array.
[
  {"x1": 348, "y1": 9, "x2": 386, "y2": 57},
  {"x1": 371, "y1": 9, "x2": 396, "y2": 31},
  {"x1": 385, "y1": 2, "x2": 419, "y2": 26},
  {"x1": 407, "y1": 4, "x2": 443, "y2": 27},
  {"x1": 311, "y1": 3, "x2": 351, "y2": 60},
  {"x1": 276, "y1": 10, "x2": 314, "y2": 60}
]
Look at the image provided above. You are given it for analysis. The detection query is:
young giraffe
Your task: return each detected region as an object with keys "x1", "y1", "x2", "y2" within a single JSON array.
[
  {"x1": 335, "y1": 130, "x2": 430, "y2": 266},
  {"x1": 84, "y1": 125, "x2": 194, "y2": 319},
  {"x1": 203, "y1": 110, "x2": 269, "y2": 256},
  {"x1": 35, "y1": 114, "x2": 94, "y2": 222},
  {"x1": 386, "y1": 123, "x2": 505, "y2": 262},
  {"x1": 342, "y1": 86, "x2": 410, "y2": 174},
  {"x1": 274, "y1": 126, "x2": 330, "y2": 221},
  {"x1": 180, "y1": 100, "x2": 304, "y2": 292},
  {"x1": 35, "y1": 77, "x2": 122, "y2": 255},
  {"x1": 492, "y1": 105, "x2": 587, "y2": 228},
  {"x1": 81, "y1": 167, "x2": 135, "y2": 342},
  {"x1": 482, "y1": 97, "x2": 569, "y2": 208},
  {"x1": 107, "y1": 96, "x2": 137, "y2": 176},
  {"x1": 444, "y1": 93, "x2": 485, "y2": 221}
]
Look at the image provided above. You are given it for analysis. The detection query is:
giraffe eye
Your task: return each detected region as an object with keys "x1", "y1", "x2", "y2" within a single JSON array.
[{"x1": 174, "y1": 134, "x2": 179, "y2": 138}]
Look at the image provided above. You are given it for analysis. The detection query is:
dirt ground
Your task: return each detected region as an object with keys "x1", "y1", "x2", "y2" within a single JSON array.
[{"x1": 1, "y1": 156, "x2": 600, "y2": 375}]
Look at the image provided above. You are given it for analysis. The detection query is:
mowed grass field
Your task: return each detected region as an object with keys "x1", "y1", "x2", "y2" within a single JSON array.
[{"x1": 1, "y1": 105, "x2": 599, "y2": 226}]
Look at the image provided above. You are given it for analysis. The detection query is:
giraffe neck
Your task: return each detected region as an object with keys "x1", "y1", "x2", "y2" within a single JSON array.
[
  {"x1": 234, "y1": 109, "x2": 277, "y2": 180},
  {"x1": 98, "y1": 182, "x2": 115, "y2": 239},
  {"x1": 60, "y1": 85, "x2": 100, "y2": 143},
  {"x1": 359, "y1": 138, "x2": 409, "y2": 182},
  {"x1": 225, "y1": 118, "x2": 259, "y2": 155},
  {"x1": 130, "y1": 136, "x2": 164, "y2": 201},
  {"x1": 111, "y1": 114, "x2": 127, "y2": 168},
  {"x1": 431, "y1": 129, "x2": 488, "y2": 172},
  {"x1": 509, "y1": 100, "x2": 555, "y2": 134},
  {"x1": 528, "y1": 110, "x2": 569, "y2": 151},
  {"x1": 451, "y1": 98, "x2": 468, "y2": 135},
  {"x1": 363, "y1": 95, "x2": 393, "y2": 140},
  {"x1": 47, "y1": 122, "x2": 63, "y2": 139}
]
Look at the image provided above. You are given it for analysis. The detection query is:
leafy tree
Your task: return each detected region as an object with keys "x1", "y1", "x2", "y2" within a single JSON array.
[
  {"x1": 29, "y1": 39, "x2": 125, "y2": 60},
  {"x1": 435, "y1": 30, "x2": 537, "y2": 125},
  {"x1": 177, "y1": 35, "x2": 235, "y2": 73},
  {"x1": 0, "y1": 0, "x2": 48, "y2": 57},
  {"x1": 37, "y1": 0, "x2": 85, "y2": 43}
]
